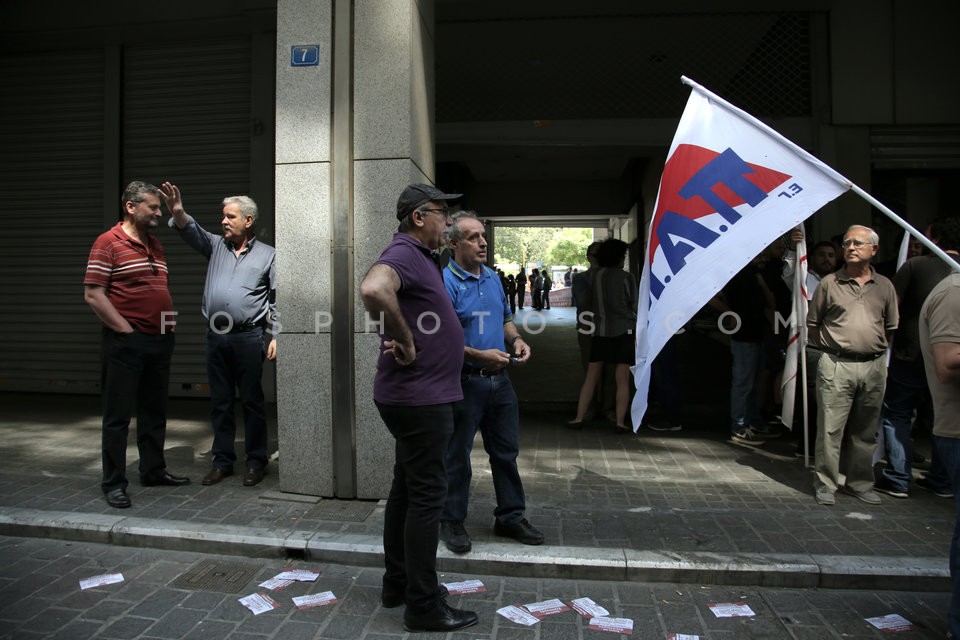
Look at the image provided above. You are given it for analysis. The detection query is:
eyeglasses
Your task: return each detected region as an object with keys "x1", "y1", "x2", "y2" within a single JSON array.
[
  {"x1": 841, "y1": 238, "x2": 871, "y2": 248},
  {"x1": 419, "y1": 207, "x2": 451, "y2": 218}
]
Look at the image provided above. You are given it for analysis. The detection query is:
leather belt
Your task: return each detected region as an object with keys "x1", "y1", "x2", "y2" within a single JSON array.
[
  {"x1": 210, "y1": 321, "x2": 262, "y2": 334},
  {"x1": 822, "y1": 348, "x2": 884, "y2": 362},
  {"x1": 462, "y1": 366, "x2": 503, "y2": 377}
]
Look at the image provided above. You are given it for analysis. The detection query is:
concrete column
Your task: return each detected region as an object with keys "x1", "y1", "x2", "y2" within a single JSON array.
[
  {"x1": 275, "y1": 0, "x2": 334, "y2": 496},
  {"x1": 275, "y1": 0, "x2": 437, "y2": 499},
  {"x1": 353, "y1": 0, "x2": 439, "y2": 498}
]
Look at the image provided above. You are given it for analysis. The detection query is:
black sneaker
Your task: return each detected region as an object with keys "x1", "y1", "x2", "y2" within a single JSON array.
[
  {"x1": 440, "y1": 520, "x2": 471, "y2": 553},
  {"x1": 917, "y1": 477, "x2": 954, "y2": 498},
  {"x1": 874, "y1": 481, "x2": 909, "y2": 499},
  {"x1": 731, "y1": 427, "x2": 766, "y2": 446},
  {"x1": 493, "y1": 518, "x2": 544, "y2": 545},
  {"x1": 648, "y1": 421, "x2": 682, "y2": 432}
]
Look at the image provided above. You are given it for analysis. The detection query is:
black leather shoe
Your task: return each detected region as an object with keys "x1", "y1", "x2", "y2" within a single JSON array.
[
  {"x1": 440, "y1": 520, "x2": 472, "y2": 553},
  {"x1": 104, "y1": 488, "x2": 131, "y2": 509},
  {"x1": 243, "y1": 467, "x2": 265, "y2": 487},
  {"x1": 202, "y1": 467, "x2": 234, "y2": 486},
  {"x1": 493, "y1": 518, "x2": 544, "y2": 545},
  {"x1": 141, "y1": 471, "x2": 191, "y2": 487},
  {"x1": 403, "y1": 600, "x2": 478, "y2": 632}
]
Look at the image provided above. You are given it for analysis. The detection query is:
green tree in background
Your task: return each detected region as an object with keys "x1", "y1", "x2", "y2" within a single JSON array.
[
  {"x1": 546, "y1": 237, "x2": 587, "y2": 267},
  {"x1": 493, "y1": 226, "x2": 592, "y2": 268}
]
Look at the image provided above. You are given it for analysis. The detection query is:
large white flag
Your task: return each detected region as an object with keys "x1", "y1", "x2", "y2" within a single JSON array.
[
  {"x1": 631, "y1": 77, "x2": 851, "y2": 430},
  {"x1": 779, "y1": 237, "x2": 808, "y2": 430}
]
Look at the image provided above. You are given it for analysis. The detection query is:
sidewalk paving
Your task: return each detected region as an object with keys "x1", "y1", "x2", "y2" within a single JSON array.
[
  {"x1": 0, "y1": 537, "x2": 950, "y2": 640},
  {"x1": 0, "y1": 390, "x2": 953, "y2": 595},
  {"x1": 0, "y1": 534, "x2": 952, "y2": 639}
]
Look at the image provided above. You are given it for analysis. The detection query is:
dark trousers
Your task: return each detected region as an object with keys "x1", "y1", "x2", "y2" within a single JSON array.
[
  {"x1": 443, "y1": 371, "x2": 526, "y2": 525},
  {"x1": 532, "y1": 290, "x2": 542, "y2": 310},
  {"x1": 376, "y1": 401, "x2": 453, "y2": 613},
  {"x1": 517, "y1": 287, "x2": 526, "y2": 308},
  {"x1": 879, "y1": 356, "x2": 928, "y2": 491},
  {"x1": 543, "y1": 290, "x2": 551, "y2": 309},
  {"x1": 206, "y1": 328, "x2": 268, "y2": 471},
  {"x1": 934, "y1": 435, "x2": 960, "y2": 638},
  {"x1": 100, "y1": 329, "x2": 175, "y2": 493}
]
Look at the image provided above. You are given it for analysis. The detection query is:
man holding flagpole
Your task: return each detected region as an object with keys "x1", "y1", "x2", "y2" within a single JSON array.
[{"x1": 807, "y1": 225, "x2": 898, "y2": 506}]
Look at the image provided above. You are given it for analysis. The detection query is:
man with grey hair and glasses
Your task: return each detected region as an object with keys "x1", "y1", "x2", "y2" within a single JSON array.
[
  {"x1": 807, "y1": 224, "x2": 898, "y2": 506},
  {"x1": 159, "y1": 182, "x2": 277, "y2": 488},
  {"x1": 439, "y1": 212, "x2": 543, "y2": 556}
]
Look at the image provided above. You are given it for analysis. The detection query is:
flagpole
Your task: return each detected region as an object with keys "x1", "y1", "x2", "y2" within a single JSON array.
[
  {"x1": 800, "y1": 337, "x2": 811, "y2": 467},
  {"x1": 849, "y1": 184, "x2": 960, "y2": 273},
  {"x1": 681, "y1": 75, "x2": 960, "y2": 275}
]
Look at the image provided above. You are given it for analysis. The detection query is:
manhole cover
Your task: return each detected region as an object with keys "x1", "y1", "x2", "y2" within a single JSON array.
[
  {"x1": 169, "y1": 559, "x2": 260, "y2": 593},
  {"x1": 308, "y1": 499, "x2": 378, "y2": 522}
]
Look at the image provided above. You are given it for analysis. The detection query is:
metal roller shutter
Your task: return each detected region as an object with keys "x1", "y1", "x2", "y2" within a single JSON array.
[
  {"x1": 121, "y1": 38, "x2": 253, "y2": 395},
  {"x1": 0, "y1": 49, "x2": 107, "y2": 393},
  {"x1": 0, "y1": 37, "x2": 254, "y2": 396},
  {"x1": 871, "y1": 126, "x2": 960, "y2": 170}
]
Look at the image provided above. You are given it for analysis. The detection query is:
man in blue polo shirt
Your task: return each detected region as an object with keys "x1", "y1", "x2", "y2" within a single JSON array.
[{"x1": 439, "y1": 212, "x2": 544, "y2": 554}]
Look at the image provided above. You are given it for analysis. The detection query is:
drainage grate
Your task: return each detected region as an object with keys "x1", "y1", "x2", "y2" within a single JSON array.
[
  {"x1": 169, "y1": 559, "x2": 260, "y2": 593},
  {"x1": 308, "y1": 499, "x2": 378, "y2": 522}
]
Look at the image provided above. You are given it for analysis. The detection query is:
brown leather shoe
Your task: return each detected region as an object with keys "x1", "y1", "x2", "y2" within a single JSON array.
[
  {"x1": 201, "y1": 467, "x2": 233, "y2": 486},
  {"x1": 141, "y1": 471, "x2": 191, "y2": 487},
  {"x1": 243, "y1": 467, "x2": 265, "y2": 487}
]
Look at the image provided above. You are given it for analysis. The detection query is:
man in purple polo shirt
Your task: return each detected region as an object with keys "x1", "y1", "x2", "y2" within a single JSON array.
[{"x1": 359, "y1": 183, "x2": 477, "y2": 634}]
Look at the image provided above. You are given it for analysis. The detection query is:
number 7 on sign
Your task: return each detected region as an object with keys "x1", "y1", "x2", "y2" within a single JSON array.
[{"x1": 290, "y1": 45, "x2": 320, "y2": 67}]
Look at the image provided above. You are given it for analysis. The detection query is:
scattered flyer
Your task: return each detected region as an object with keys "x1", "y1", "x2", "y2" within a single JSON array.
[
  {"x1": 442, "y1": 579, "x2": 486, "y2": 594},
  {"x1": 569, "y1": 597, "x2": 610, "y2": 618},
  {"x1": 79, "y1": 573, "x2": 124, "y2": 590},
  {"x1": 497, "y1": 605, "x2": 541, "y2": 626},
  {"x1": 866, "y1": 614, "x2": 913, "y2": 633},
  {"x1": 238, "y1": 593, "x2": 280, "y2": 615},
  {"x1": 708, "y1": 602, "x2": 756, "y2": 618},
  {"x1": 523, "y1": 598, "x2": 570, "y2": 618},
  {"x1": 668, "y1": 634, "x2": 700, "y2": 640},
  {"x1": 276, "y1": 569, "x2": 320, "y2": 582},
  {"x1": 258, "y1": 577, "x2": 295, "y2": 591},
  {"x1": 589, "y1": 617, "x2": 634, "y2": 634},
  {"x1": 292, "y1": 591, "x2": 338, "y2": 610}
]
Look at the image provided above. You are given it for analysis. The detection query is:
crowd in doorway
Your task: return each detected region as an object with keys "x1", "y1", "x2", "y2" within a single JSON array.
[{"x1": 496, "y1": 266, "x2": 581, "y2": 314}]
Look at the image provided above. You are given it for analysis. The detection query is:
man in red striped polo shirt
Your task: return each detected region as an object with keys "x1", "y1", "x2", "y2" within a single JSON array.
[{"x1": 83, "y1": 181, "x2": 190, "y2": 509}]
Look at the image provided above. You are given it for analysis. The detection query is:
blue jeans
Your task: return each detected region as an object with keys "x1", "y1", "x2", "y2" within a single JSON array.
[
  {"x1": 934, "y1": 435, "x2": 960, "y2": 638},
  {"x1": 206, "y1": 328, "x2": 268, "y2": 471},
  {"x1": 730, "y1": 340, "x2": 763, "y2": 431},
  {"x1": 879, "y1": 356, "x2": 928, "y2": 491},
  {"x1": 100, "y1": 329, "x2": 175, "y2": 493},
  {"x1": 376, "y1": 401, "x2": 453, "y2": 614},
  {"x1": 443, "y1": 371, "x2": 526, "y2": 525}
]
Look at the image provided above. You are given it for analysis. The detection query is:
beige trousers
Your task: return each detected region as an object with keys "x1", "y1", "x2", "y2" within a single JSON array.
[{"x1": 814, "y1": 352, "x2": 887, "y2": 494}]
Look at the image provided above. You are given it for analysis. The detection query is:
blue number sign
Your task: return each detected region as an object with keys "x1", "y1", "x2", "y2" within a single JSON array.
[{"x1": 291, "y1": 45, "x2": 320, "y2": 67}]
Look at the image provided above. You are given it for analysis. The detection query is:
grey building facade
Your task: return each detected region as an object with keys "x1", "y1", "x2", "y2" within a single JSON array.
[{"x1": 1, "y1": 0, "x2": 957, "y2": 499}]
